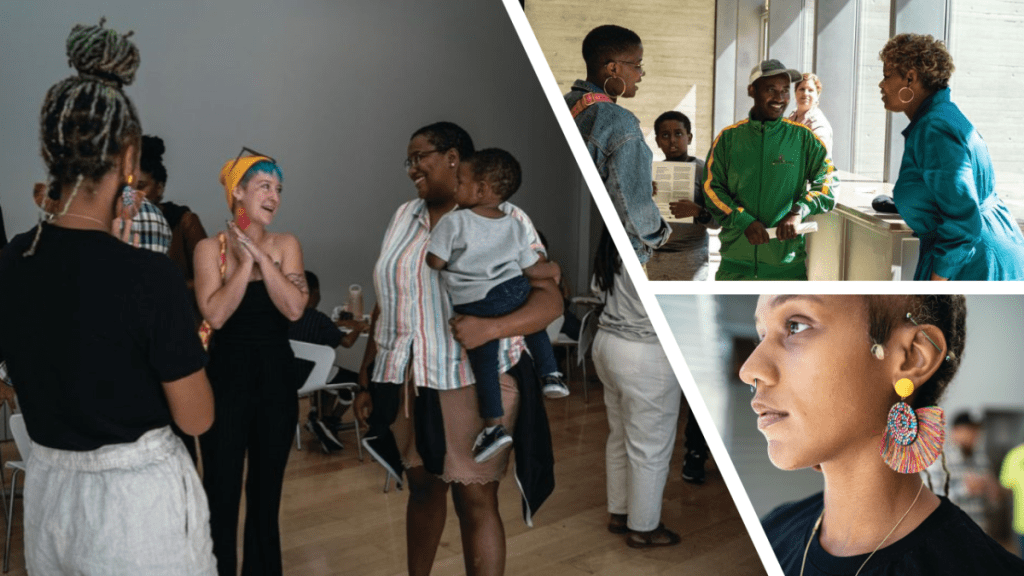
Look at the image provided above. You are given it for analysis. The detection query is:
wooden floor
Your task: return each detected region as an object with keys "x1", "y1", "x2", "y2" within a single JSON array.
[{"x1": 0, "y1": 372, "x2": 766, "y2": 576}]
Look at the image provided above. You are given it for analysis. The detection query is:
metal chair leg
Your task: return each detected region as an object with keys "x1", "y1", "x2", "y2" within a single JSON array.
[
  {"x1": 383, "y1": 469, "x2": 391, "y2": 493},
  {"x1": 354, "y1": 419, "x2": 363, "y2": 462},
  {"x1": 0, "y1": 457, "x2": 7, "y2": 527},
  {"x1": 295, "y1": 424, "x2": 302, "y2": 451},
  {"x1": 582, "y1": 358, "x2": 589, "y2": 403},
  {"x1": 4, "y1": 469, "x2": 19, "y2": 574}
]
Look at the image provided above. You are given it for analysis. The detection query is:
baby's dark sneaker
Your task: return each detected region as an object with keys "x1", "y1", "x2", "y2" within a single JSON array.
[
  {"x1": 472, "y1": 425, "x2": 513, "y2": 463},
  {"x1": 541, "y1": 373, "x2": 570, "y2": 399}
]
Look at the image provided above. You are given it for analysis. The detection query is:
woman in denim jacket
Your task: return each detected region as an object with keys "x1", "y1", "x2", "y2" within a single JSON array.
[{"x1": 564, "y1": 25, "x2": 670, "y2": 266}]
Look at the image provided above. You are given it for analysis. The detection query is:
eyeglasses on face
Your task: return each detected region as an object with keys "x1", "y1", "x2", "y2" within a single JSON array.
[
  {"x1": 608, "y1": 59, "x2": 644, "y2": 74},
  {"x1": 404, "y1": 149, "x2": 442, "y2": 169}
]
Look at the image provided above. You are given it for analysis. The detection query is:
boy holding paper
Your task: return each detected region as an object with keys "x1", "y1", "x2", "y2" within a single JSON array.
[{"x1": 653, "y1": 111, "x2": 718, "y2": 281}]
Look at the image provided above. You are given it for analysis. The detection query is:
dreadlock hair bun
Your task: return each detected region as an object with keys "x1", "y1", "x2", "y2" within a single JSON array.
[
  {"x1": 27, "y1": 19, "x2": 143, "y2": 257},
  {"x1": 66, "y1": 17, "x2": 140, "y2": 87},
  {"x1": 40, "y1": 18, "x2": 142, "y2": 192}
]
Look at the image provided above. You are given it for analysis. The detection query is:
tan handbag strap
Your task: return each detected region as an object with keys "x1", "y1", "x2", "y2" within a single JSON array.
[{"x1": 218, "y1": 233, "x2": 227, "y2": 280}]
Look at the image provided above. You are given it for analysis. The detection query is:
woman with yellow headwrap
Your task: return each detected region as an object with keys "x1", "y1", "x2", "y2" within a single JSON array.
[{"x1": 194, "y1": 150, "x2": 308, "y2": 576}]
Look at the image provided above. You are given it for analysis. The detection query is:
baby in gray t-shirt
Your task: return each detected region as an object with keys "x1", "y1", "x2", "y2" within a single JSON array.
[{"x1": 427, "y1": 148, "x2": 567, "y2": 463}]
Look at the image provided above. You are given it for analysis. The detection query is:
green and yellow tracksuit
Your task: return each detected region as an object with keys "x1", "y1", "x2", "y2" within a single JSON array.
[{"x1": 703, "y1": 115, "x2": 837, "y2": 280}]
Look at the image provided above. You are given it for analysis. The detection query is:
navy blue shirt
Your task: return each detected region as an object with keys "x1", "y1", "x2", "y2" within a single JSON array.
[{"x1": 763, "y1": 492, "x2": 1024, "y2": 575}]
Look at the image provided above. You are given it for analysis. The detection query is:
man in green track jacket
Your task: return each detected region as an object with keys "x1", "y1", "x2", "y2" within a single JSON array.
[{"x1": 703, "y1": 60, "x2": 838, "y2": 280}]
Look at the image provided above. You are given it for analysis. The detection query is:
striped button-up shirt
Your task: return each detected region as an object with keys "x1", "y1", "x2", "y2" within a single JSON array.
[{"x1": 371, "y1": 199, "x2": 541, "y2": 391}]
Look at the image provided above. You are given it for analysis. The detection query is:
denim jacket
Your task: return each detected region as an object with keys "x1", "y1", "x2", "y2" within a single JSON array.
[{"x1": 565, "y1": 80, "x2": 671, "y2": 263}]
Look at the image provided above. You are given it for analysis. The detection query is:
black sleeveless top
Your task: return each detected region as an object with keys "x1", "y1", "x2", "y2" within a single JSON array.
[{"x1": 214, "y1": 281, "x2": 290, "y2": 346}]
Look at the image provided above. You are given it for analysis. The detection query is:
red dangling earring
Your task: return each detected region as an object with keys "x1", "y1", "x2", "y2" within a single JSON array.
[
  {"x1": 880, "y1": 377, "x2": 945, "y2": 473},
  {"x1": 236, "y1": 207, "x2": 250, "y2": 230}
]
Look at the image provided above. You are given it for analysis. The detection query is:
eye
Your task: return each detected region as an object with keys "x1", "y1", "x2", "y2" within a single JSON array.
[{"x1": 787, "y1": 321, "x2": 810, "y2": 335}]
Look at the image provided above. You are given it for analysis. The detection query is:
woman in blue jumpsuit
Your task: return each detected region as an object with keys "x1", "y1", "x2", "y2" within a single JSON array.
[{"x1": 880, "y1": 33, "x2": 1024, "y2": 280}]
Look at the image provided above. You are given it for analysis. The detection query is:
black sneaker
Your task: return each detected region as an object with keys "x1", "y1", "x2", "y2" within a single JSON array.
[
  {"x1": 682, "y1": 450, "x2": 707, "y2": 485},
  {"x1": 315, "y1": 418, "x2": 345, "y2": 451},
  {"x1": 306, "y1": 418, "x2": 340, "y2": 453},
  {"x1": 541, "y1": 374, "x2": 570, "y2": 399},
  {"x1": 472, "y1": 425, "x2": 513, "y2": 463},
  {"x1": 362, "y1": 435, "x2": 404, "y2": 489}
]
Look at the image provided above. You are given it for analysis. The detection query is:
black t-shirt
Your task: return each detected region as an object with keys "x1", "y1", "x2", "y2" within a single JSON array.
[
  {"x1": 0, "y1": 223, "x2": 207, "y2": 450},
  {"x1": 762, "y1": 491, "x2": 1024, "y2": 575}
]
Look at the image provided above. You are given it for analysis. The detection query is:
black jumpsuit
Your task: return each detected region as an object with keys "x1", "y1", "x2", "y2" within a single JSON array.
[{"x1": 201, "y1": 281, "x2": 297, "y2": 576}]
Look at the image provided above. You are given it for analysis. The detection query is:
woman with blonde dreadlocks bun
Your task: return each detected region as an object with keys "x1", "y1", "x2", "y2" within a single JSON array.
[
  {"x1": 744, "y1": 295, "x2": 1024, "y2": 575},
  {"x1": 0, "y1": 19, "x2": 216, "y2": 575}
]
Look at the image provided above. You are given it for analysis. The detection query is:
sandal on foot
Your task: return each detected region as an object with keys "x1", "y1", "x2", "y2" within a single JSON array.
[
  {"x1": 626, "y1": 524, "x2": 681, "y2": 548},
  {"x1": 607, "y1": 513, "x2": 629, "y2": 534}
]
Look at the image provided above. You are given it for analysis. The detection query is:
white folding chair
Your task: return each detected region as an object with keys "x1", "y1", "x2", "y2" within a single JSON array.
[
  {"x1": 290, "y1": 341, "x2": 363, "y2": 460},
  {"x1": 4, "y1": 414, "x2": 30, "y2": 573}
]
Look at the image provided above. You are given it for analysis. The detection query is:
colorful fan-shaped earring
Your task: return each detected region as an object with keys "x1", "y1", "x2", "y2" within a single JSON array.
[{"x1": 880, "y1": 377, "x2": 945, "y2": 473}]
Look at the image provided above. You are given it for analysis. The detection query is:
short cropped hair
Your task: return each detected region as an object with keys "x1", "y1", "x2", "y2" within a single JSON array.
[
  {"x1": 582, "y1": 25, "x2": 642, "y2": 76},
  {"x1": 464, "y1": 148, "x2": 522, "y2": 202},
  {"x1": 654, "y1": 111, "x2": 692, "y2": 135},
  {"x1": 411, "y1": 121, "x2": 474, "y2": 161},
  {"x1": 879, "y1": 33, "x2": 955, "y2": 92}
]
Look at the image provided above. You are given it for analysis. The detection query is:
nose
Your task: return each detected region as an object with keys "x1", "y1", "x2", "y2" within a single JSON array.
[{"x1": 738, "y1": 341, "x2": 772, "y2": 389}]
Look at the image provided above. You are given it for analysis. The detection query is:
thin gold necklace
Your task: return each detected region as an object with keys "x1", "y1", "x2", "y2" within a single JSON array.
[
  {"x1": 62, "y1": 213, "x2": 107, "y2": 227},
  {"x1": 799, "y1": 481, "x2": 925, "y2": 576}
]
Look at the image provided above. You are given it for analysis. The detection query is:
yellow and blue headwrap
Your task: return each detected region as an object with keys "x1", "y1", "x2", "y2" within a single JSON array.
[{"x1": 219, "y1": 155, "x2": 277, "y2": 211}]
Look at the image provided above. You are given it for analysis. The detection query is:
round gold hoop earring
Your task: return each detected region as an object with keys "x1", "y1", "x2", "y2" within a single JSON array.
[
  {"x1": 603, "y1": 76, "x2": 626, "y2": 98},
  {"x1": 898, "y1": 86, "x2": 915, "y2": 105}
]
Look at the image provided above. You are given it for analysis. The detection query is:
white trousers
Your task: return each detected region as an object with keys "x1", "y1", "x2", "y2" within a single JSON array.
[
  {"x1": 593, "y1": 330, "x2": 681, "y2": 532},
  {"x1": 24, "y1": 426, "x2": 217, "y2": 576}
]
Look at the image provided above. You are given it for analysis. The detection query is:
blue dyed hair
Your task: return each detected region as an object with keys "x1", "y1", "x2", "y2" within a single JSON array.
[{"x1": 240, "y1": 160, "x2": 283, "y2": 188}]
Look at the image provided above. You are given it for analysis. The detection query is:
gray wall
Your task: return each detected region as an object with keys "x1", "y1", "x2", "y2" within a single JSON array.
[{"x1": 0, "y1": 0, "x2": 587, "y2": 312}]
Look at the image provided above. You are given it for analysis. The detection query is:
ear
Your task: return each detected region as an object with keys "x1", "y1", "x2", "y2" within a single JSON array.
[
  {"x1": 120, "y1": 142, "x2": 138, "y2": 183},
  {"x1": 445, "y1": 149, "x2": 459, "y2": 168},
  {"x1": 477, "y1": 178, "x2": 494, "y2": 200},
  {"x1": 687, "y1": 133, "x2": 693, "y2": 144},
  {"x1": 889, "y1": 322, "x2": 946, "y2": 402},
  {"x1": 747, "y1": 84, "x2": 755, "y2": 98},
  {"x1": 905, "y1": 68, "x2": 918, "y2": 86},
  {"x1": 232, "y1": 184, "x2": 245, "y2": 205}
]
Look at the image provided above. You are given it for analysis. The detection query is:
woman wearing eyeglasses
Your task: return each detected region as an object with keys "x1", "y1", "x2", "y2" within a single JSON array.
[
  {"x1": 564, "y1": 24, "x2": 671, "y2": 267},
  {"x1": 354, "y1": 121, "x2": 560, "y2": 576},
  {"x1": 194, "y1": 150, "x2": 308, "y2": 576}
]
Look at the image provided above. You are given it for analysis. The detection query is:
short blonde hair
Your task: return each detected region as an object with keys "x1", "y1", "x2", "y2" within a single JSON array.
[
  {"x1": 796, "y1": 72, "x2": 823, "y2": 96},
  {"x1": 879, "y1": 33, "x2": 954, "y2": 91}
]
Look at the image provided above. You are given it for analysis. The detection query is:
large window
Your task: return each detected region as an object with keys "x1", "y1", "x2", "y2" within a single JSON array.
[
  {"x1": 948, "y1": 0, "x2": 1024, "y2": 218},
  {"x1": 851, "y1": 0, "x2": 891, "y2": 180}
]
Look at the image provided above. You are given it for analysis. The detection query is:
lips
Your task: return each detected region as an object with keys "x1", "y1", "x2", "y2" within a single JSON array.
[{"x1": 751, "y1": 399, "x2": 789, "y2": 430}]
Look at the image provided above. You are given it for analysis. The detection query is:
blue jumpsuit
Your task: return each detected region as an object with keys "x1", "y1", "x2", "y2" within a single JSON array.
[{"x1": 894, "y1": 88, "x2": 1024, "y2": 280}]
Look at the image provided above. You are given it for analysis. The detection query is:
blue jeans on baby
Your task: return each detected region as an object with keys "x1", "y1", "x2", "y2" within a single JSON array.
[{"x1": 454, "y1": 275, "x2": 558, "y2": 420}]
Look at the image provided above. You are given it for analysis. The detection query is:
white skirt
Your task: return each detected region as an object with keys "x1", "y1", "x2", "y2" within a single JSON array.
[{"x1": 24, "y1": 426, "x2": 216, "y2": 576}]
